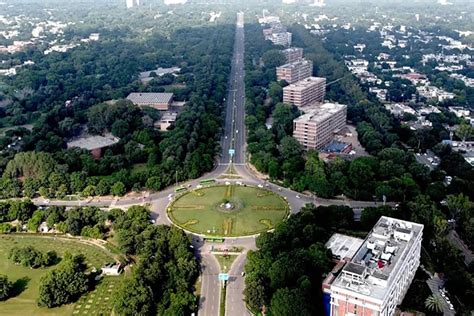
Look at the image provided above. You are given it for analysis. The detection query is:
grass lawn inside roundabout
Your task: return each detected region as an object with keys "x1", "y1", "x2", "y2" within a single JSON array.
[{"x1": 168, "y1": 185, "x2": 289, "y2": 237}]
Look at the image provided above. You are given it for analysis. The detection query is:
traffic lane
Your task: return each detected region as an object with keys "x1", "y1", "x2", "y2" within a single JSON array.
[
  {"x1": 200, "y1": 253, "x2": 221, "y2": 316},
  {"x1": 226, "y1": 253, "x2": 251, "y2": 316}
]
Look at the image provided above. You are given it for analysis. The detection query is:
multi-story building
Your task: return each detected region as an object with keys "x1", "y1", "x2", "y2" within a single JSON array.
[
  {"x1": 276, "y1": 59, "x2": 313, "y2": 84},
  {"x1": 282, "y1": 47, "x2": 304, "y2": 63},
  {"x1": 323, "y1": 217, "x2": 424, "y2": 316},
  {"x1": 292, "y1": 102, "x2": 347, "y2": 150},
  {"x1": 283, "y1": 77, "x2": 326, "y2": 107},
  {"x1": 270, "y1": 32, "x2": 292, "y2": 47}
]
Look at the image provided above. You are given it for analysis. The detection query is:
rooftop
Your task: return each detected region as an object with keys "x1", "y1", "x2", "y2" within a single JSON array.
[
  {"x1": 139, "y1": 67, "x2": 181, "y2": 82},
  {"x1": 331, "y1": 216, "x2": 423, "y2": 301},
  {"x1": 127, "y1": 92, "x2": 173, "y2": 105},
  {"x1": 294, "y1": 103, "x2": 347, "y2": 123},
  {"x1": 282, "y1": 47, "x2": 303, "y2": 53},
  {"x1": 284, "y1": 76, "x2": 326, "y2": 91},
  {"x1": 67, "y1": 134, "x2": 119, "y2": 151},
  {"x1": 277, "y1": 59, "x2": 312, "y2": 70},
  {"x1": 326, "y1": 233, "x2": 364, "y2": 260}
]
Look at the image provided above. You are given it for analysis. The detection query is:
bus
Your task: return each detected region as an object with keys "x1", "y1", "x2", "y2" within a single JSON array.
[
  {"x1": 199, "y1": 178, "x2": 216, "y2": 185},
  {"x1": 175, "y1": 187, "x2": 187, "y2": 193}
]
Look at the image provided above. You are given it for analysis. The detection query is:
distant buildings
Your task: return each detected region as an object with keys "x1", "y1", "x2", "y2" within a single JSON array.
[
  {"x1": 67, "y1": 134, "x2": 120, "y2": 159},
  {"x1": 282, "y1": 47, "x2": 304, "y2": 63},
  {"x1": 164, "y1": 0, "x2": 187, "y2": 4},
  {"x1": 276, "y1": 59, "x2": 313, "y2": 84},
  {"x1": 293, "y1": 103, "x2": 347, "y2": 150},
  {"x1": 262, "y1": 17, "x2": 292, "y2": 47},
  {"x1": 126, "y1": 92, "x2": 174, "y2": 110},
  {"x1": 139, "y1": 67, "x2": 181, "y2": 84},
  {"x1": 323, "y1": 217, "x2": 424, "y2": 316},
  {"x1": 283, "y1": 77, "x2": 326, "y2": 107}
]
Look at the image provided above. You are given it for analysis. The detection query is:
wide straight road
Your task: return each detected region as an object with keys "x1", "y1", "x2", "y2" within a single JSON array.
[{"x1": 220, "y1": 12, "x2": 246, "y2": 165}]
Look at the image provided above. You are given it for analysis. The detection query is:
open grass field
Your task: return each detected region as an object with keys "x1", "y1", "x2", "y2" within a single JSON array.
[
  {"x1": 0, "y1": 235, "x2": 118, "y2": 316},
  {"x1": 168, "y1": 185, "x2": 289, "y2": 236}
]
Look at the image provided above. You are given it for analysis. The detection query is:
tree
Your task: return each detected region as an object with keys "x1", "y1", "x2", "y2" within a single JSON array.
[
  {"x1": 456, "y1": 121, "x2": 473, "y2": 144},
  {"x1": 111, "y1": 182, "x2": 126, "y2": 196},
  {"x1": 9, "y1": 246, "x2": 57, "y2": 268},
  {"x1": 96, "y1": 179, "x2": 110, "y2": 196},
  {"x1": 262, "y1": 50, "x2": 286, "y2": 69},
  {"x1": 37, "y1": 253, "x2": 88, "y2": 308},
  {"x1": 81, "y1": 185, "x2": 96, "y2": 197},
  {"x1": 28, "y1": 210, "x2": 45, "y2": 232},
  {"x1": 446, "y1": 193, "x2": 472, "y2": 221},
  {"x1": 114, "y1": 276, "x2": 154, "y2": 316},
  {"x1": 3, "y1": 152, "x2": 58, "y2": 180},
  {"x1": 424, "y1": 294, "x2": 443, "y2": 314},
  {"x1": 244, "y1": 277, "x2": 267, "y2": 312},
  {"x1": 270, "y1": 288, "x2": 311, "y2": 316},
  {"x1": 0, "y1": 274, "x2": 12, "y2": 301}
]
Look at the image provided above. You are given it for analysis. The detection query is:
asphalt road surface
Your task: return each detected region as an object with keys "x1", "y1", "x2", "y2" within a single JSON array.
[
  {"x1": 226, "y1": 252, "x2": 252, "y2": 316},
  {"x1": 199, "y1": 253, "x2": 222, "y2": 316},
  {"x1": 220, "y1": 12, "x2": 246, "y2": 165}
]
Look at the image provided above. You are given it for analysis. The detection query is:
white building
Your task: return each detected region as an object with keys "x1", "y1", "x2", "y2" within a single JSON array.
[
  {"x1": 102, "y1": 263, "x2": 122, "y2": 276},
  {"x1": 293, "y1": 103, "x2": 347, "y2": 150},
  {"x1": 325, "y1": 217, "x2": 423, "y2": 316}
]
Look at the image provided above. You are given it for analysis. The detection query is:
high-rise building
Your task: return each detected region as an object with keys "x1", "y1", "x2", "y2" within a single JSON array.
[
  {"x1": 282, "y1": 47, "x2": 304, "y2": 63},
  {"x1": 323, "y1": 217, "x2": 424, "y2": 316},
  {"x1": 283, "y1": 77, "x2": 326, "y2": 107},
  {"x1": 277, "y1": 59, "x2": 313, "y2": 84},
  {"x1": 292, "y1": 102, "x2": 346, "y2": 150}
]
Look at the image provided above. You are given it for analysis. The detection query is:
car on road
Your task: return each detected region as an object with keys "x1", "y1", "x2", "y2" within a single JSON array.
[
  {"x1": 257, "y1": 184, "x2": 263, "y2": 188},
  {"x1": 296, "y1": 194, "x2": 301, "y2": 199},
  {"x1": 44, "y1": 199, "x2": 50, "y2": 204},
  {"x1": 150, "y1": 219, "x2": 156, "y2": 224},
  {"x1": 236, "y1": 130, "x2": 239, "y2": 133},
  {"x1": 225, "y1": 181, "x2": 231, "y2": 185},
  {"x1": 241, "y1": 272, "x2": 245, "y2": 276},
  {"x1": 168, "y1": 193, "x2": 173, "y2": 198}
]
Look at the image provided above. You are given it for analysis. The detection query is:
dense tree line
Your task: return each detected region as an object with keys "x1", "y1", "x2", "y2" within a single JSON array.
[{"x1": 112, "y1": 206, "x2": 199, "y2": 315}]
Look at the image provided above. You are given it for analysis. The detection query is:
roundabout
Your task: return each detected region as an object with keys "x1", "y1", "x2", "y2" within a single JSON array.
[{"x1": 167, "y1": 185, "x2": 289, "y2": 237}]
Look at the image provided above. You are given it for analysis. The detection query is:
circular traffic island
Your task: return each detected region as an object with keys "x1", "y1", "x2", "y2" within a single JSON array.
[{"x1": 168, "y1": 185, "x2": 289, "y2": 237}]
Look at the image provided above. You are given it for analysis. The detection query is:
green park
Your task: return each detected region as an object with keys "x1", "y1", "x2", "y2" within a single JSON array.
[
  {"x1": 0, "y1": 235, "x2": 120, "y2": 316},
  {"x1": 168, "y1": 185, "x2": 289, "y2": 236}
]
